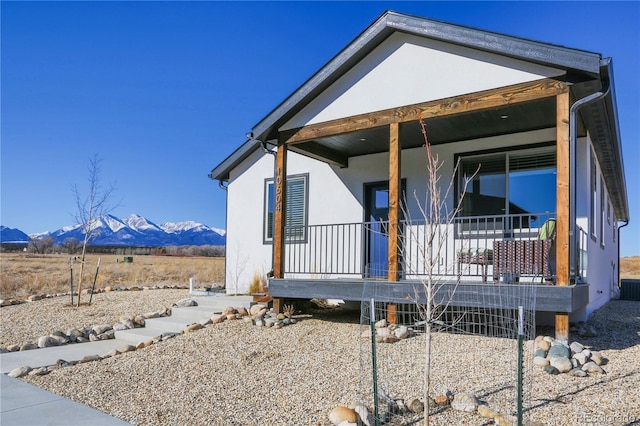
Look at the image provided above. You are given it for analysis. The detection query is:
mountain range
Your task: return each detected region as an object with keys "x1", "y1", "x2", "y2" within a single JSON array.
[{"x1": 0, "y1": 214, "x2": 225, "y2": 247}]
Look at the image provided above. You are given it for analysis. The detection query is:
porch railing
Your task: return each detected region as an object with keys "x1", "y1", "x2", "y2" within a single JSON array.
[{"x1": 283, "y1": 212, "x2": 582, "y2": 284}]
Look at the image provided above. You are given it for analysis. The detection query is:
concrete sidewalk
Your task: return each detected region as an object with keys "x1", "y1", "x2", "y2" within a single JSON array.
[{"x1": 1, "y1": 374, "x2": 131, "y2": 425}]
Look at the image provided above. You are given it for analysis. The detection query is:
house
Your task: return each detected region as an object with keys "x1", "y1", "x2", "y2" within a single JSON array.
[{"x1": 209, "y1": 11, "x2": 628, "y2": 340}]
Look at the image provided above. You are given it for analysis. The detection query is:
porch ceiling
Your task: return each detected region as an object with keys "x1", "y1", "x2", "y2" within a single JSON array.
[{"x1": 291, "y1": 97, "x2": 558, "y2": 163}]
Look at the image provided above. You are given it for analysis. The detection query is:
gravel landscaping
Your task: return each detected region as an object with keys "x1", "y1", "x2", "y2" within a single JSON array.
[{"x1": 1, "y1": 290, "x2": 639, "y2": 425}]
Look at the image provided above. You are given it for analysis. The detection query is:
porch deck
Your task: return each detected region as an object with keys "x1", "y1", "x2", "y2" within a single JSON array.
[{"x1": 268, "y1": 278, "x2": 589, "y2": 313}]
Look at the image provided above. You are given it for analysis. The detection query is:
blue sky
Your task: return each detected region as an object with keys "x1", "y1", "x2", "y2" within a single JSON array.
[{"x1": 1, "y1": 1, "x2": 638, "y2": 256}]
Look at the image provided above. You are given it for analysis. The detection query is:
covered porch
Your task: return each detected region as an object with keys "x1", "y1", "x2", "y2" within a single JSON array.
[{"x1": 269, "y1": 78, "x2": 579, "y2": 340}]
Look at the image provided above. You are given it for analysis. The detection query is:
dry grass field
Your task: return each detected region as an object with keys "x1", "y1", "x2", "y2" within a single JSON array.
[
  {"x1": 620, "y1": 256, "x2": 640, "y2": 279},
  {"x1": 1, "y1": 253, "x2": 638, "y2": 300},
  {"x1": 0, "y1": 253, "x2": 225, "y2": 299}
]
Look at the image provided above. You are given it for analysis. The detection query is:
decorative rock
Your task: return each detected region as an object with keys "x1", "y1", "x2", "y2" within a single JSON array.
[
  {"x1": 76, "y1": 336, "x2": 89, "y2": 343},
  {"x1": 212, "y1": 314, "x2": 226, "y2": 324},
  {"x1": 80, "y1": 355, "x2": 101, "y2": 363},
  {"x1": 6, "y1": 344, "x2": 20, "y2": 352},
  {"x1": 250, "y1": 304, "x2": 266, "y2": 316},
  {"x1": 38, "y1": 335, "x2": 60, "y2": 348},
  {"x1": 570, "y1": 341, "x2": 584, "y2": 354},
  {"x1": 122, "y1": 319, "x2": 135, "y2": 330},
  {"x1": 408, "y1": 398, "x2": 424, "y2": 414},
  {"x1": 226, "y1": 314, "x2": 238, "y2": 321},
  {"x1": 582, "y1": 361, "x2": 605, "y2": 374},
  {"x1": 434, "y1": 395, "x2": 449, "y2": 406},
  {"x1": 590, "y1": 351, "x2": 604, "y2": 366},
  {"x1": 550, "y1": 356, "x2": 572, "y2": 373},
  {"x1": 548, "y1": 342, "x2": 570, "y2": 359},
  {"x1": 20, "y1": 343, "x2": 38, "y2": 351},
  {"x1": 184, "y1": 323, "x2": 203, "y2": 333},
  {"x1": 199, "y1": 318, "x2": 213, "y2": 326},
  {"x1": 175, "y1": 298, "x2": 197, "y2": 307},
  {"x1": 376, "y1": 327, "x2": 391, "y2": 338},
  {"x1": 28, "y1": 294, "x2": 44, "y2": 302},
  {"x1": 119, "y1": 345, "x2": 136, "y2": 353},
  {"x1": 569, "y1": 367, "x2": 588, "y2": 377},
  {"x1": 143, "y1": 311, "x2": 160, "y2": 319},
  {"x1": 543, "y1": 365, "x2": 560, "y2": 375},
  {"x1": 92, "y1": 324, "x2": 112, "y2": 335},
  {"x1": 67, "y1": 328, "x2": 84, "y2": 342},
  {"x1": 383, "y1": 335, "x2": 399, "y2": 344},
  {"x1": 351, "y1": 403, "x2": 374, "y2": 426},
  {"x1": 28, "y1": 367, "x2": 50, "y2": 376},
  {"x1": 133, "y1": 315, "x2": 146, "y2": 326},
  {"x1": 394, "y1": 326, "x2": 410, "y2": 339},
  {"x1": 255, "y1": 318, "x2": 264, "y2": 327},
  {"x1": 222, "y1": 307, "x2": 236, "y2": 316},
  {"x1": 478, "y1": 404, "x2": 497, "y2": 418},
  {"x1": 533, "y1": 349, "x2": 547, "y2": 358},
  {"x1": 572, "y1": 352, "x2": 588, "y2": 366},
  {"x1": 234, "y1": 307, "x2": 248, "y2": 316},
  {"x1": 451, "y1": 392, "x2": 478, "y2": 412},
  {"x1": 104, "y1": 286, "x2": 113, "y2": 292},
  {"x1": 374, "y1": 319, "x2": 387, "y2": 329},
  {"x1": 533, "y1": 356, "x2": 549, "y2": 367},
  {"x1": 536, "y1": 339, "x2": 551, "y2": 352},
  {"x1": 495, "y1": 414, "x2": 518, "y2": 426},
  {"x1": 8, "y1": 366, "x2": 32, "y2": 378},
  {"x1": 543, "y1": 336, "x2": 555, "y2": 343},
  {"x1": 113, "y1": 323, "x2": 128, "y2": 331},
  {"x1": 103, "y1": 349, "x2": 120, "y2": 358},
  {"x1": 328, "y1": 406, "x2": 358, "y2": 425}
]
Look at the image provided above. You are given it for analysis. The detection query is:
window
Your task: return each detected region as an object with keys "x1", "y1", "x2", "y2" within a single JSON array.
[
  {"x1": 590, "y1": 150, "x2": 597, "y2": 240},
  {"x1": 460, "y1": 148, "x2": 556, "y2": 221},
  {"x1": 263, "y1": 174, "x2": 308, "y2": 243}
]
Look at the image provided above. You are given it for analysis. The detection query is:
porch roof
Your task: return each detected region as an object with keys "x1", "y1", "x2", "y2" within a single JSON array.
[{"x1": 209, "y1": 11, "x2": 628, "y2": 220}]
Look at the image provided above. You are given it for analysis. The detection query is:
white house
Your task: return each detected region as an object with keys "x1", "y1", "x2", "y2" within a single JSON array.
[{"x1": 210, "y1": 11, "x2": 628, "y2": 340}]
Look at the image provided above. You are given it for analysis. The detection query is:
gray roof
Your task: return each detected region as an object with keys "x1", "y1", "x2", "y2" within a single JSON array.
[{"x1": 209, "y1": 10, "x2": 627, "y2": 220}]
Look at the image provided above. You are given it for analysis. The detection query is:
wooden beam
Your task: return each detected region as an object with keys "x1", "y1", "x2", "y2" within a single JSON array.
[
  {"x1": 388, "y1": 122, "x2": 401, "y2": 282},
  {"x1": 556, "y1": 91, "x2": 570, "y2": 287},
  {"x1": 283, "y1": 78, "x2": 568, "y2": 144},
  {"x1": 555, "y1": 313, "x2": 569, "y2": 342},
  {"x1": 288, "y1": 142, "x2": 349, "y2": 168},
  {"x1": 273, "y1": 144, "x2": 287, "y2": 280},
  {"x1": 556, "y1": 90, "x2": 570, "y2": 342}
]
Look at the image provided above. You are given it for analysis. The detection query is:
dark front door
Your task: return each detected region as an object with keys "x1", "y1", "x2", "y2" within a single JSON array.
[{"x1": 364, "y1": 183, "x2": 390, "y2": 278}]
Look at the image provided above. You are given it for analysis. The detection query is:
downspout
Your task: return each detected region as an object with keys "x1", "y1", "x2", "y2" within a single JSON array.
[
  {"x1": 218, "y1": 180, "x2": 228, "y2": 191},
  {"x1": 247, "y1": 132, "x2": 277, "y2": 276},
  {"x1": 569, "y1": 60, "x2": 611, "y2": 281},
  {"x1": 617, "y1": 220, "x2": 629, "y2": 290}
]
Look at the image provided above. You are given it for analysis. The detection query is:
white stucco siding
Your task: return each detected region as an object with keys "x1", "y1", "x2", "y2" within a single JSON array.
[
  {"x1": 582, "y1": 133, "x2": 619, "y2": 317},
  {"x1": 225, "y1": 150, "x2": 274, "y2": 294},
  {"x1": 281, "y1": 32, "x2": 564, "y2": 130}
]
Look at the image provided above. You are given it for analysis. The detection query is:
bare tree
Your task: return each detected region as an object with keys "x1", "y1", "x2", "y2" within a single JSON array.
[
  {"x1": 28, "y1": 236, "x2": 55, "y2": 254},
  {"x1": 72, "y1": 155, "x2": 118, "y2": 306},
  {"x1": 62, "y1": 237, "x2": 82, "y2": 254},
  {"x1": 401, "y1": 119, "x2": 476, "y2": 425}
]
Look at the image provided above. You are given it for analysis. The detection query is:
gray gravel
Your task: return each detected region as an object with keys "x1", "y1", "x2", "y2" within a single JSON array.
[{"x1": 4, "y1": 292, "x2": 639, "y2": 425}]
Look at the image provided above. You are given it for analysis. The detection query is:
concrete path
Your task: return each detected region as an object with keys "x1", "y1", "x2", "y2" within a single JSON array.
[
  {"x1": 0, "y1": 294, "x2": 254, "y2": 425},
  {"x1": 1, "y1": 374, "x2": 131, "y2": 425}
]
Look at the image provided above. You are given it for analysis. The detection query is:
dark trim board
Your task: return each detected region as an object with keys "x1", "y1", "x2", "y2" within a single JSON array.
[{"x1": 268, "y1": 279, "x2": 589, "y2": 313}]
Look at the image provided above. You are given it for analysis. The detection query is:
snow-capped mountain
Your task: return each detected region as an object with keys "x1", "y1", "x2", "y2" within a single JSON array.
[
  {"x1": 2, "y1": 214, "x2": 225, "y2": 247},
  {"x1": 0, "y1": 226, "x2": 29, "y2": 243}
]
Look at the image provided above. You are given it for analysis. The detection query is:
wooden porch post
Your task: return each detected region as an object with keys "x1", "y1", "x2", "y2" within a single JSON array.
[
  {"x1": 388, "y1": 122, "x2": 401, "y2": 282},
  {"x1": 555, "y1": 90, "x2": 570, "y2": 342},
  {"x1": 272, "y1": 144, "x2": 288, "y2": 313}
]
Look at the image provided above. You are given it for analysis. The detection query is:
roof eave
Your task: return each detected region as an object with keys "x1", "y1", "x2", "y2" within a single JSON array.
[
  {"x1": 251, "y1": 10, "x2": 603, "y2": 143},
  {"x1": 209, "y1": 139, "x2": 261, "y2": 182}
]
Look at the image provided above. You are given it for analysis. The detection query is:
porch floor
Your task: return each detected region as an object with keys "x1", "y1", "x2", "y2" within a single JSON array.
[{"x1": 268, "y1": 278, "x2": 588, "y2": 313}]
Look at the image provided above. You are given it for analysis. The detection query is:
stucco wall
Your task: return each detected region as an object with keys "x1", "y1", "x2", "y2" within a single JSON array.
[{"x1": 224, "y1": 127, "x2": 560, "y2": 295}]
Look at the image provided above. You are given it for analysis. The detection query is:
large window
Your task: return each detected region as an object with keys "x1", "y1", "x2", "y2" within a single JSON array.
[
  {"x1": 263, "y1": 174, "x2": 308, "y2": 243},
  {"x1": 460, "y1": 148, "x2": 556, "y2": 219}
]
